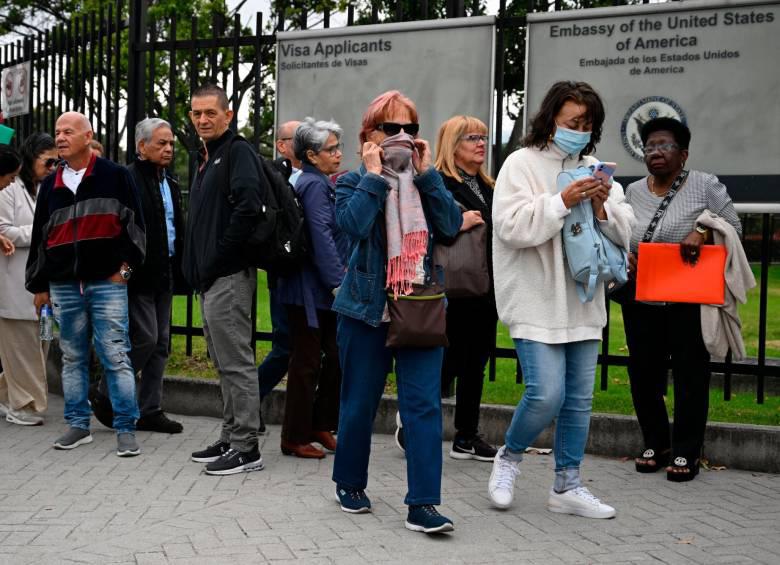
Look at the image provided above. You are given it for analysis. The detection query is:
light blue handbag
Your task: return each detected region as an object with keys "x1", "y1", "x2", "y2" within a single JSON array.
[{"x1": 557, "y1": 166, "x2": 629, "y2": 303}]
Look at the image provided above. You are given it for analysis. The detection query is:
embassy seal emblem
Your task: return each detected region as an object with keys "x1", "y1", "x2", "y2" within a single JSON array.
[{"x1": 621, "y1": 96, "x2": 686, "y2": 162}]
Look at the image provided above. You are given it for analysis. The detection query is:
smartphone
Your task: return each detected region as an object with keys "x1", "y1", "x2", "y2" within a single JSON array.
[{"x1": 592, "y1": 161, "x2": 617, "y2": 183}]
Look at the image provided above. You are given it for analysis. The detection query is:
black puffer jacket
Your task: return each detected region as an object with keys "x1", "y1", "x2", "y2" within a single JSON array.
[{"x1": 127, "y1": 159, "x2": 187, "y2": 294}]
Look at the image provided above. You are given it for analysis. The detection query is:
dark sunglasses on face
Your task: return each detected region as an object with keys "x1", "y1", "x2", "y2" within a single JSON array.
[
  {"x1": 375, "y1": 122, "x2": 420, "y2": 137},
  {"x1": 43, "y1": 158, "x2": 61, "y2": 168}
]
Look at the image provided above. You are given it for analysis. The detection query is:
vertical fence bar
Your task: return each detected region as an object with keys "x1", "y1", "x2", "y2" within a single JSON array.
[
  {"x1": 88, "y1": 12, "x2": 96, "y2": 127},
  {"x1": 72, "y1": 19, "x2": 80, "y2": 113},
  {"x1": 105, "y1": 4, "x2": 114, "y2": 156},
  {"x1": 113, "y1": 1, "x2": 122, "y2": 161},
  {"x1": 35, "y1": 32, "x2": 43, "y2": 133},
  {"x1": 600, "y1": 299, "x2": 610, "y2": 390},
  {"x1": 45, "y1": 28, "x2": 53, "y2": 133},
  {"x1": 96, "y1": 8, "x2": 105, "y2": 142},
  {"x1": 371, "y1": 1, "x2": 379, "y2": 24},
  {"x1": 324, "y1": 7, "x2": 330, "y2": 28},
  {"x1": 252, "y1": 12, "x2": 262, "y2": 147},
  {"x1": 210, "y1": 13, "x2": 219, "y2": 82},
  {"x1": 756, "y1": 212, "x2": 771, "y2": 404},
  {"x1": 493, "y1": 0, "x2": 505, "y2": 177},
  {"x1": 347, "y1": 4, "x2": 355, "y2": 25},
  {"x1": 168, "y1": 17, "x2": 177, "y2": 126},
  {"x1": 724, "y1": 349, "x2": 732, "y2": 401},
  {"x1": 231, "y1": 13, "x2": 240, "y2": 132},
  {"x1": 185, "y1": 14, "x2": 198, "y2": 357},
  {"x1": 148, "y1": 22, "x2": 157, "y2": 118},
  {"x1": 81, "y1": 15, "x2": 89, "y2": 113},
  {"x1": 59, "y1": 24, "x2": 66, "y2": 118}
]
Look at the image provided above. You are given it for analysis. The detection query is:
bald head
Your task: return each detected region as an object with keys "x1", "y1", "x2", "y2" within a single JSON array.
[
  {"x1": 276, "y1": 120, "x2": 301, "y2": 166},
  {"x1": 55, "y1": 112, "x2": 94, "y2": 166}
]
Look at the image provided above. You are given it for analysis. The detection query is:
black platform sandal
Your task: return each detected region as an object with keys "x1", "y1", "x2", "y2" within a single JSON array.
[
  {"x1": 635, "y1": 448, "x2": 670, "y2": 473},
  {"x1": 666, "y1": 456, "x2": 700, "y2": 482}
]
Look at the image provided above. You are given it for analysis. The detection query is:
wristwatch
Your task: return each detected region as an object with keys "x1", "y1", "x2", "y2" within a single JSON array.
[
  {"x1": 695, "y1": 224, "x2": 709, "y2": 236},
  {"x1": 119, "y1": 264, "x2": 133, "y2": 281}
]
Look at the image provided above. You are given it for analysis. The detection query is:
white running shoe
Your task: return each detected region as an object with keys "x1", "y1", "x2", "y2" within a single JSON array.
[
  {"x1": 6, "y1": 409, "x2": 44, "y2": 426},
  {"x1": 547, "y1": 486, "x2": 616, "y2": 519},
  {"x1": 488, "y1": 446, "x2": 521, "y2": 509}
]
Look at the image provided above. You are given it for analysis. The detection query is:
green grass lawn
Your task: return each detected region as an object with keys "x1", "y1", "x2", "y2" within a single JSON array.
[{"x1": 167, "y1": 266, "x2": 780, "y2": 426}]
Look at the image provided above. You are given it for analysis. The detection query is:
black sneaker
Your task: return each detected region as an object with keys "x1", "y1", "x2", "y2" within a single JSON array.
[
  {"x1": 258, "y1": 407, "x2": 266, "y2": 435},
  {"x1": 394, "y1": 411, "x2": 405, "y2": 453},
  {"x1": 88, "y1": 382, "x2": 114, "y2": 429},
  {"x1": 335, "y1": 485, "x2": 371, "y2": 513},
  {"x1": 450, "y1": 434, "x2": 498, "y2": 462},
  {"x1": 405, "y1": 504, "x2": 454, "y2": 534},
  {"x1": 204, "y1": 446, "x2": 264, "y2": 476},
  {"x1": 136, "y1": 412, "x2": 183, "y2": 434},
  {"x1": 191, "y1": 440, "x2": 230, "y2": 463}
]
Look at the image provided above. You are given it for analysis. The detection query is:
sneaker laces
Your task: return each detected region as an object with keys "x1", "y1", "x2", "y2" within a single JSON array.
[
  {"x1": 348, "y1": 489, "x2": 366, "y2": 501},
  {"x1": 420, "y1": 504, "x2": 441, "y2": 517},
  {"x1": 569, "y1": 487, "x2": 601, "y2": 505},
  {"x1": 221, "y1": 448, "x2": 238, "y2": 460},
  {"x1": 494, "y1": 458, "x2": 521, "y2": 489}
]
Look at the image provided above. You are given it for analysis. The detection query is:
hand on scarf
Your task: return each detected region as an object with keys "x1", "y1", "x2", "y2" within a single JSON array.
[
  {"x1": 362, "y1": 142, "x2": 384, "y2": 175},
  {"x1": 460, "y1": 210, "x2": 485, "y2": 232},
  {"x1": 412, "y1": 139, "x2": 432, "y2": 174}
]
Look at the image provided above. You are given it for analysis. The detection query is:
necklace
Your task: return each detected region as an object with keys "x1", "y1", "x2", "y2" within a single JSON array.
[{"x1": 648, "y1": 176, "x2": 668, "y2": 197}]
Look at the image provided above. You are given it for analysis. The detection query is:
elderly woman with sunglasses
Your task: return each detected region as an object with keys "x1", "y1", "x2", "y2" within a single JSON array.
[
  {"x1": 277, "y1": 117, "x2": 349, "y2": 459},
  {"x1": 0, "y1": 133, "x2": 59, "y2": 426},
  {"x1": 330, "y1": 91, "x2": 477, "y2": 534},
  {"x1": 621, "y1": 117, "x2": 741, "y2": 482}
]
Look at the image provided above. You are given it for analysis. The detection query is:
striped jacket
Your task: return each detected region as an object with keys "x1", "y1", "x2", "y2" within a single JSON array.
[{"x1": 25, "y1": 154, "x2": 146, "y2": 293}]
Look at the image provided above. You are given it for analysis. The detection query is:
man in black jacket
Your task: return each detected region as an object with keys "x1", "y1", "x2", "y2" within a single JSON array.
[
  {"x1": 184, "y1": 84, "x2": 267, "y2": 475},
  {"x1": 26, "y1": 111, "x2": 145, "y2": 457}
]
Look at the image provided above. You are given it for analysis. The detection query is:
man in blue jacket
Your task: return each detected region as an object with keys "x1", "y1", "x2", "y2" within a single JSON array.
[
  {"x1": 26, "y1": 111, "x2": 145, "y2": 457},
  {"x1": 183, "y1": 84, "x2": 267, "y2": 476}
]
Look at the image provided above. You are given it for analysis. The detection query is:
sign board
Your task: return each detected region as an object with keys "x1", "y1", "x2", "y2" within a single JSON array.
[
  {"x1": 1, "y1": 61, "x2": 31, "y2": 119},
  {"x1": 526, "y1": 0, "x2": 780, "y2": 203},
  {"x1": 276, "y1": 17, "x2": 495, "y2": 172}
]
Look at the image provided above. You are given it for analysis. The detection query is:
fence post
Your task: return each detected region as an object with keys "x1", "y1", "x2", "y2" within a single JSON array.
[{"x1": 127, "y1": 0, "x2": 148, "y2": 162}]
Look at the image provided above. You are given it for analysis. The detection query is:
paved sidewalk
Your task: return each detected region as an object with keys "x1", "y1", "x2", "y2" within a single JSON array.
[{"x1": 1, "y1": 397, "x2": 779, "y2": 565}]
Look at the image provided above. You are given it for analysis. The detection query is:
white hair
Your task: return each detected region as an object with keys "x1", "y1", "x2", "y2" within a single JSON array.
[
  {"x1": 294, "y1": 117, "x2": 342, "y2": 164},
  {"x1": 135, "y1": 118, "x2": 172, "y2": 152}
]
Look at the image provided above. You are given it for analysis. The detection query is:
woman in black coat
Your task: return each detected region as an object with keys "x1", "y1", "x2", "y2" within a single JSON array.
[{"x1": 435, "y1": 115, "x2": 498, "y2": 462}]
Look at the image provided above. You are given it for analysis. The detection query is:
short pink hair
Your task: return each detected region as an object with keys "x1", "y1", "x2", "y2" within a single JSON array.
[{"x1": 359, "y1": 90, "x2": 419, "y2": 146}]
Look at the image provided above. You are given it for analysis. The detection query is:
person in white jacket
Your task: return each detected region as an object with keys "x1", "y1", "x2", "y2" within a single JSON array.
[
  {"x1": 0, "y1": 133, "x2": 58, "y2": 425},
  {"x1": 488, "y1": 81, "x2": 634, "y2": 519}
]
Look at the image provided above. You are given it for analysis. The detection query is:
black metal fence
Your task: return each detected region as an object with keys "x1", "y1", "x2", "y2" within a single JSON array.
[{"x1": 1, "y1": 0, "x2": 777, "y2": 403}]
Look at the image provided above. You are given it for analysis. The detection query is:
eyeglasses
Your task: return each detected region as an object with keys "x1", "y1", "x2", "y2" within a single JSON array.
[
  {"x1": 461, "y1": 134, "x2": 488, "y2": 144},
  {"x1": 278, "y1": 137, "x2": 293, "y2": 142},
  {"x1": 322, "y1": 143, "x2": 343, "y2": 156},
  {"x1": 642, "y1": 143, "x2": 679, "y2": 156},
  {"x1": 375, "y1": 122, "x2": 420, "y2": 137}
]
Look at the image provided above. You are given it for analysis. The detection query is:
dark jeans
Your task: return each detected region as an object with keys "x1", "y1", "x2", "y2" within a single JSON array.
[
  {"x1": 332, "y1": 315, "x2": 443, "y2": 506},
  {"x1": 257, "y1": 287, "x2": 290, "y2": 399},
  {"x1": 128, "y1": 289, "x2": 173, "y2": 416},
  {"x1": 441, "y1": 296, "x2": 497, "y2": 439},
  {"x1": 622, "y1": 300, "x2": 711, "y2": 459},
  {"x1": 282, "y1": 305, "x2": 341, "y2": 444}
]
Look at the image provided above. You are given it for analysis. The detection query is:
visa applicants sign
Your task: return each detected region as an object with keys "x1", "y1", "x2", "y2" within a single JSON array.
[{"x1": 1, "y1": 61, "x2": 31, "y2": 119}]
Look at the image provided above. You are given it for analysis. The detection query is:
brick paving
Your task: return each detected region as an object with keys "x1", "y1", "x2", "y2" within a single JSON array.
[{"x1": 1, "y1": 396, "x2": 779, "y2": 565}]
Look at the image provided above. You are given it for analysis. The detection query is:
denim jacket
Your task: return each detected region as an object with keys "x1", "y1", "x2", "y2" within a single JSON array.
[{"x1": 332, "y1": 166, "x2": 463, "y2": 327}]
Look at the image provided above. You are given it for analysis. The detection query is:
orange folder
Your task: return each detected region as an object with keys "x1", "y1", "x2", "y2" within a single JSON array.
[{"x1": 635, "y1": 242, "x2": 726, "y2": 305}]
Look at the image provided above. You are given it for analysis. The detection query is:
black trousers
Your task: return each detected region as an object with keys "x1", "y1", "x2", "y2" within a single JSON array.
[
  {"x1": 441, "y1": 296, "x2": 497, "y2": 439},
  {"x1": 621, "y1": 300, "x2": 711, "y2": 459},
  {"x1": 282, "y1": 305, "x2": 341, "y2": 444}
]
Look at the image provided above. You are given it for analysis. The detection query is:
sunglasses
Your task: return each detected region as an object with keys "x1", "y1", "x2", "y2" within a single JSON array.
[
  {"x1": 43, "y1": 158, "x2": 61, "y2": 168},
  {"x1": 375, "y1": 122, "x2": 419, "y2": 137}
]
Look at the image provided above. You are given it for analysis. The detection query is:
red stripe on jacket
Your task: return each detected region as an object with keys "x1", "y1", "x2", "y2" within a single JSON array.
[{"x1": 47, "y1": 213, "x2": 122, "y2": 248}]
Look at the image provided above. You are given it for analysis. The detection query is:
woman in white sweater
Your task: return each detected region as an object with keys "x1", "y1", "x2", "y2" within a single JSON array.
[
  {"x1": 488, "y1": 81, "x2": 634, "y2": 518},
  {"x1": 0, "y1": 133, "x2": 58, "y2": 425}
]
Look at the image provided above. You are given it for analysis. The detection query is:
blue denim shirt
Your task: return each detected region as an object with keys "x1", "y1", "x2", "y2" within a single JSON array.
[
  {"x1": 160, "y1": 176, "x2": 176, "y2": 257},
  {"x1": 332, "y1": 166, "x2": 463, "y2": 327}
]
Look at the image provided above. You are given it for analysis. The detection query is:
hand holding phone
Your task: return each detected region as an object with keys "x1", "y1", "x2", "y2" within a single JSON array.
[{"x1": 592, "y1": 161, "x2": 617, "y2": 184}]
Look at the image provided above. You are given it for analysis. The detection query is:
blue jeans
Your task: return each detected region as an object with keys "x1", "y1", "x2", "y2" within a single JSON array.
[
  {"x1": 332, "y1": 315, "x2": 443, "y2": 506},
  {"x1": 505, "y1": 339, "x2": 599, "y2": 492},
  {"x1": 257, "y1": 287, "x2": 290, "y2": 399},
  {"x1": 50, "y1": 281, "x2": 139, "y2": 433}
]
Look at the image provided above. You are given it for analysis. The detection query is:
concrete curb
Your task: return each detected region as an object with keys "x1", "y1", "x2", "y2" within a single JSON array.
[{"x1": 45, "y1": 348, "x2": 778, "y2": 473}]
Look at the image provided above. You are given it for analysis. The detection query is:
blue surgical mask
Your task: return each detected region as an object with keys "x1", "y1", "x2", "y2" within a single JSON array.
[{"x1": 553, "y1": 125, "x2": 591, "y2": 156}]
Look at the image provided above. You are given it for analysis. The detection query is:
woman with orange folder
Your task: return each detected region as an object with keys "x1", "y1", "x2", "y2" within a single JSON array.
[{"x1": 621, "y1": 117, "x2": 741, "y2": 482}]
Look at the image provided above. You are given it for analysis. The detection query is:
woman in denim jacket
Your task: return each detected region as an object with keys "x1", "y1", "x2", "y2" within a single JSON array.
[{"x1": 330, "y1": 91, "x2": 476, "y2": 535}]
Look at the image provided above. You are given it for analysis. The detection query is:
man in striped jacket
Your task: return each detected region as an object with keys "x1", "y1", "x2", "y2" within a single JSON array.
[{"x1": 26, "y1": 111, "x2": 146, "y2": 457}]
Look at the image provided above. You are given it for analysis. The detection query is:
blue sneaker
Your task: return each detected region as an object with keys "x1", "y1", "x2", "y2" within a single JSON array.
[
  {"x1": 335, "y1": 486, "x2": 371, "y2": 514},
  {"x1": 405, "y1": 505, "x2": 454, "y2": 534}
]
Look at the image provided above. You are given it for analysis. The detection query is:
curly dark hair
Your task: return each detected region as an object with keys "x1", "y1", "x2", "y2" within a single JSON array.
[
  {"x1": 521, "y1": 81, "x2": 605, "y2": 158},
  {"x1": 640, "y1": 117, "x2": 691, "y2": 150},
  {"x1": 19, "y1": 132, "x2": 56, "y2": 198},
  {"x1": 0, "y1": 144, "x2": 21, "y2": 176}
]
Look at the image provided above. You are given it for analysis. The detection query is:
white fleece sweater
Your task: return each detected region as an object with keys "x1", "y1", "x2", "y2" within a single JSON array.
[{"x1": 492, "y1": 143, "x2": 635, "y2": 343}]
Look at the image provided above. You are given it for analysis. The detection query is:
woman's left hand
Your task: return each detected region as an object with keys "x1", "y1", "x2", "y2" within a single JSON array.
[
  {"x1": 0, "y1": 234, "x2": 14, "y2": 256},
  {"x1": 680, "y1": 230, "x2": 706, "y2": 265},
  {"x1": 590, "y1": 179, "x2": 611, "y2": 221},
  {"x1": 460, "y1": 210, "x2": 485, "y2": 232},
  {"x1": 412, "y1": 138, "x2": 432, "y2": 174}
]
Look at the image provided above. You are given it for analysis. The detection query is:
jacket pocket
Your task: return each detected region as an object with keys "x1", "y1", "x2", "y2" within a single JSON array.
[{"x1": 350, "y1": 269, "x2": 375, "y2": 303}]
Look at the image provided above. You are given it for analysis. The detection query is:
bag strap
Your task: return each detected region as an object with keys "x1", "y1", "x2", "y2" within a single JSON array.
[
  {"x1": 576, "y1": 244, "x2": 601, "y2": 302},
  {"x1": 641, "y1": 170, "x2": 688, "y2": 243}
]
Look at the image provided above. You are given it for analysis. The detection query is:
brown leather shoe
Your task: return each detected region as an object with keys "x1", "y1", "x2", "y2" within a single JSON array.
[
  {"x1": 281, "y1": 440, "x2": 326, "y2": 459},
  {"x1": 311, "y1": 430, "x2": 337, "y2": 452}
]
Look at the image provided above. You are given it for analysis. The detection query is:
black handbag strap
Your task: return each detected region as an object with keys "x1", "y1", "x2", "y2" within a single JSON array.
[{"x1": 641, "y1": 170, "x2": 688, "y2": 243}]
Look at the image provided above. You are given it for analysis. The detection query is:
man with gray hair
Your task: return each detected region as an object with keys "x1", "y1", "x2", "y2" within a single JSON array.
[{"x1": 91, "y1": 118, "x2": 185, "y2": 434}]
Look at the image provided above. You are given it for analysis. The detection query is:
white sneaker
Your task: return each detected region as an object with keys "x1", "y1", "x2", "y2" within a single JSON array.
[
  {"x1": 547, "y1": 487, "x2": 616, "y2": 519},
  {"x1": 488, "y1": 446, "x2": 521, "y2": 509},
  {"x1": 6, "y1": 409, "x2": 44, "y2": 426}
]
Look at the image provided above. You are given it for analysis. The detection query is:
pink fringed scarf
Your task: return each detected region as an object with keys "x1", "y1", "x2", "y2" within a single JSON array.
[{"x1": 381, "y1": 133, "x2": 428, "y2": 297}]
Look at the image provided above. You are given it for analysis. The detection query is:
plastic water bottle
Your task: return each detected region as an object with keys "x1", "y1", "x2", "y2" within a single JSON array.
[{"x1": 39, "y1": 305, "x2": 54, "y2": 341}]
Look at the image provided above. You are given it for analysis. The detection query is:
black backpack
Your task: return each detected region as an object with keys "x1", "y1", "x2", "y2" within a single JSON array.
[{"x1": 218, "y1": 135, "x2": 308, "y2": 276}]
